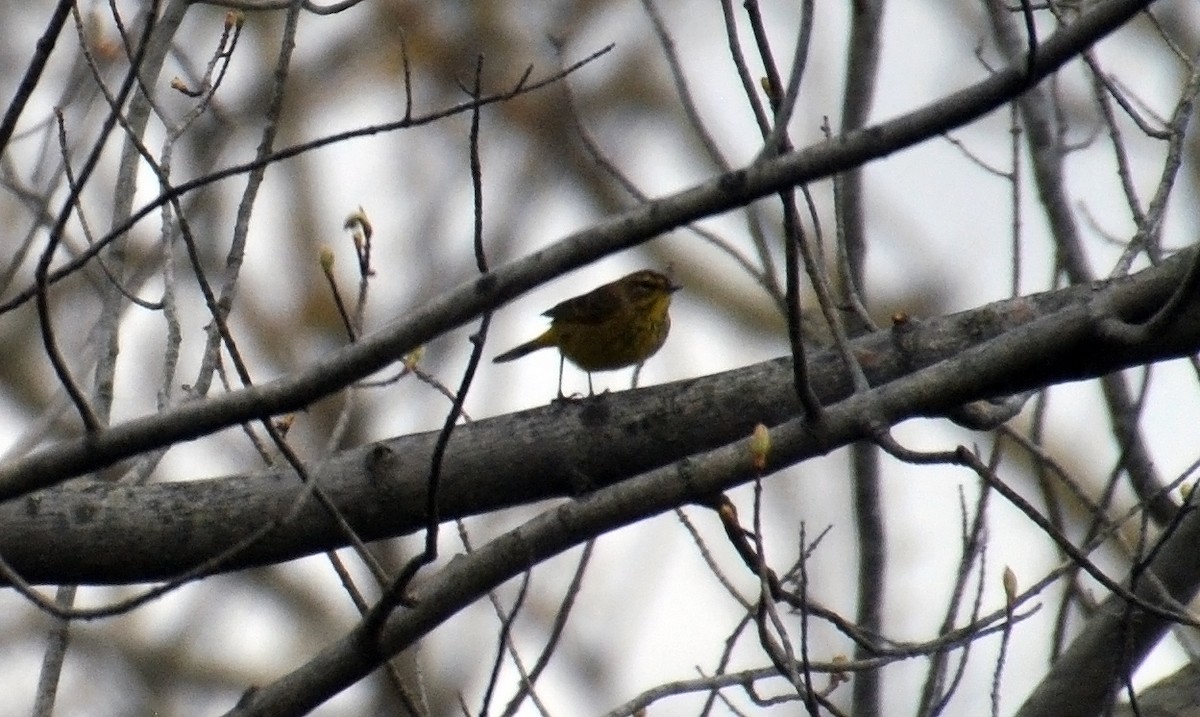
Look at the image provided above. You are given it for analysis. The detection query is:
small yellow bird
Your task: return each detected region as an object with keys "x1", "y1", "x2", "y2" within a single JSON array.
[{"x1": 493, "y1": 269, "x2": 681, "y2": 398}]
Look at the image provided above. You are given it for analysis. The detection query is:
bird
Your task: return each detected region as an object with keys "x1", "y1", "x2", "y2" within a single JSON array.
[{"x1": 493, "y1": 269, "x2": 681, "y2": 398}]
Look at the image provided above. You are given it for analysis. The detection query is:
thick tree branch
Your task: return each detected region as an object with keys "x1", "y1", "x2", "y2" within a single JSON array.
[
  {"x1": 0, "y1": 0, "x2": 1157, "y2": 502},
  {"x1": 3, "y1": 245, "x2": 1198, "y2": 586}
]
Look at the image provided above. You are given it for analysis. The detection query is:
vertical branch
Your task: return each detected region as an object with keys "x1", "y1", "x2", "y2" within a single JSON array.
[
  {"x1": 1008, "y1": 102, "x2": 1024, "y2": 298},
  {"x1": 795, "y1": 524, "x2": 819, "y2": 715},
  {"x1": 838, "y1": 0, "x2": 884, "y2": 288},
  {"x1": 32, "y1": 4, "x2": 166, "y2": 714},
  {"x1": 190, "y1": 0, "x2": 302, "y2": 396},
  {"x1": 741, "y1": 0, "x2": 824, "y2": 419},
  {"x1": 838, "y1": 3, "x2": 886, "y2": 716},
  {"x1": 847, "y1": 440, "x2": 881, "y2": 714},
  {"x1": 369, "y1": 55, "x2": 493, "y2": 629},
  {"x1": 421, "y1": 53, "x2": 491, "y2": 558},
  {"x1": 29, "y1": 586, "x2": 76, "y2": 717},
  {"x1": 33, "y1": 3, "x2": 159, "y2": 432}
]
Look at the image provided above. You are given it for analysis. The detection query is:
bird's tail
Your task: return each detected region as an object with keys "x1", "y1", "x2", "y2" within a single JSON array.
[{"x1": 493, "y1": 332, "x2": 553, "y2": 363}]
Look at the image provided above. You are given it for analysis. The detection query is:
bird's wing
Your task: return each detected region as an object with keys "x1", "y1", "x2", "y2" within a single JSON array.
[{"x1": 542, "y1": 286, "x2": 616, "y2": 324}]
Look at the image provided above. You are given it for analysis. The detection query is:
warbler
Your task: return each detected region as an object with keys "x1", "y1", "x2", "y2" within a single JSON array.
[{"x1": 493, "y1": 269, "x2": 681, "y2": 398}]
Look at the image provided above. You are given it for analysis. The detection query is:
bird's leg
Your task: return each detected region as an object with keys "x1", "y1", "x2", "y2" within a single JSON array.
[
  {"x1": 587, "y1": 372, "x2": 595, "y2": 397},
  {"x1": 557, "y1": 355, "x2": 566, "y2": 400}
]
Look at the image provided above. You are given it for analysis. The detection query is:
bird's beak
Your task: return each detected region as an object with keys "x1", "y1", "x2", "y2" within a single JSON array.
[{"x1": 668, "y1": 280, "x2": 683, "y2": 293}]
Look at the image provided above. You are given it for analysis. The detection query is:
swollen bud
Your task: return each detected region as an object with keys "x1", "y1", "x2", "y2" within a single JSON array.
[{"x1": 749, "y1": 423, "x2": 770, "y2": 472}]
